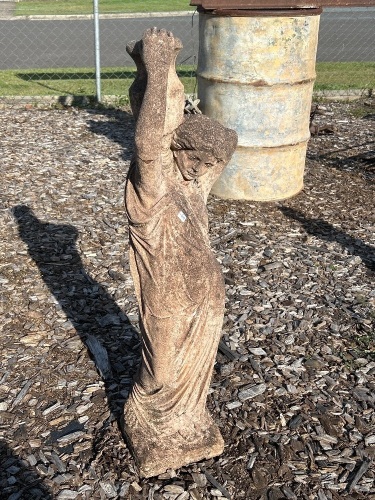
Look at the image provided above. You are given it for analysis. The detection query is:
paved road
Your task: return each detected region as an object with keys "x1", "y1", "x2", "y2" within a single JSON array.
[{"x1": 0, "y1": 8, "x2": 374, "y2": 70}]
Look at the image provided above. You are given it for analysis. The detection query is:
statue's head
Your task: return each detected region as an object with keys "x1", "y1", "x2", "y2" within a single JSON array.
[{"x1": 171, "y1": 115, "x2": 237, "y2": 181}]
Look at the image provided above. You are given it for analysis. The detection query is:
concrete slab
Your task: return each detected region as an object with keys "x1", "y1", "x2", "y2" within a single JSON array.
[{"x1": 0, "y1": 2, "x2": 15, "y2": 18}]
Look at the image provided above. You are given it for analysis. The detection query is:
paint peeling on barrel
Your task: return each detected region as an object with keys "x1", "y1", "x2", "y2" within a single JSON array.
[{"x1": 197, "y1": 12, "x2": 320, "y2": 200}]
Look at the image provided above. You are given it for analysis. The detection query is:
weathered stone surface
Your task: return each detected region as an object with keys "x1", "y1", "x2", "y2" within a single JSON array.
[{"x1": 122, "y1": 28, "x2": 237, "y2": 477}]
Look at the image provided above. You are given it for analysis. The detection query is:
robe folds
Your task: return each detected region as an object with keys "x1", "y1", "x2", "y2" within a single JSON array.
[{"x1": 124, "y1": 160, "x2": 225, "y2": 436}]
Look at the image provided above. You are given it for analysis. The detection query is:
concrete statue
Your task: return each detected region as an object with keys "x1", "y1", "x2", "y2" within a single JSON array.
[{"x1": 122, "y1": 28, "x2": 237, "y2": 477}]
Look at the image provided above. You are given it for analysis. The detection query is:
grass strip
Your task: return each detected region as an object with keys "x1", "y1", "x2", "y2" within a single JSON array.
[
  {"x1": 15, "y1": 0, "x2": 193, "y2": 16},
  {"x1": 0, "y1": 63, "x2": 373, "y2": 98},
  {"x1": 0, "y1": 67, "x2": 197, "y2": 97},
  {"x1": 315, "y1": 62, "x2": 375, "y2": 90}
]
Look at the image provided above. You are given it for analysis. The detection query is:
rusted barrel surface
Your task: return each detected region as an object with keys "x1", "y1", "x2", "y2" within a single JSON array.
[{"x1": 197, "y1": 12, "x2": 320, "y2": 200}]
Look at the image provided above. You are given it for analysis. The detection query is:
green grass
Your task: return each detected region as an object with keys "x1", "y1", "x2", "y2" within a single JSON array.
[
  {"x1": 0, "y1": 67, "x2": 197, "y2": 98},
  {"x1": 0, "y1": 62, "x2": 373, "y2": 101},
  {"x1": 315, "y1": 62, "x2": 375, "y2": 91},
  {"x1": 15, "y1": 0, "x2": 193, "y2": 16}
]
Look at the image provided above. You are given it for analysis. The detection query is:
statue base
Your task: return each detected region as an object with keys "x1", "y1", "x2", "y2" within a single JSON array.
[{"x1": 120, "y1": 408, "x2": 224, "y2": 478}]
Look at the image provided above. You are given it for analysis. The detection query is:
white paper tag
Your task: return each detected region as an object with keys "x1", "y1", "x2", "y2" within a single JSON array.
[{"x1": 178, "y1": 211, "x2": 187, "y2": 222}]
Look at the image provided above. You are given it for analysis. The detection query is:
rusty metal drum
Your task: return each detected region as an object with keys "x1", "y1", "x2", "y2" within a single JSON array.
[{"x1": 197, "y1": 11, "x2": 321, "y2": 200}]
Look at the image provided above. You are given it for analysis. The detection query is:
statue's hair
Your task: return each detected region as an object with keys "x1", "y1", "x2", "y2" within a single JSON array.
[{"x1": 171, "y1": 114, "x2": 237, "y2": 162}]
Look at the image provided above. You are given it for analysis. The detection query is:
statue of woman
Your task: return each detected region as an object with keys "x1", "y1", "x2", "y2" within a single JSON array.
[{"x1": 122, "y1": 28, "x2": 237, "y2": 477}]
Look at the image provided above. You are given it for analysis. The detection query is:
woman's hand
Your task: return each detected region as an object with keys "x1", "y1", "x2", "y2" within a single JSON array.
[{"x1": 141, "y1": 28, "x2": 181, "y2": 73}]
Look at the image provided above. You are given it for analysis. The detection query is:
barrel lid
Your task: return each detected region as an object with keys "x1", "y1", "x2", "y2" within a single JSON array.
[{"x1": 191, "y1": 0, "x2": 374, "y2": 9}]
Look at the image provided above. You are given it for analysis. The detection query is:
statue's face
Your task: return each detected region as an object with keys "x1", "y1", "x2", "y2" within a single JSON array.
[{"x1": 173, "y1": 149, "x2": 219, "y2": 181}]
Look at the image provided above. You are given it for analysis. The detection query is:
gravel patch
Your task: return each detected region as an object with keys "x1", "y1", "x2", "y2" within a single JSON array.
[{"x1": 0, "y1": 99, "x2": 374, "y2": 499}]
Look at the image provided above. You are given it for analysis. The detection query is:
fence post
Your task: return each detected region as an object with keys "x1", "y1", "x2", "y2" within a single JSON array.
[{"x1": 93, "y1": 0, "x2": 101, "y2": 102}]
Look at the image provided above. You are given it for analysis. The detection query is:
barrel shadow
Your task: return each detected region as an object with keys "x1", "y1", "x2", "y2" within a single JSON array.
[{"x1": 279, "y1": 206, "x2": 375, "y2": 272}]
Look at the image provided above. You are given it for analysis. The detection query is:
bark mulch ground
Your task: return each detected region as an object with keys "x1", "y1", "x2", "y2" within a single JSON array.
[{"x1": 0, "y1": 98, "x2": 374, "y2": 500}]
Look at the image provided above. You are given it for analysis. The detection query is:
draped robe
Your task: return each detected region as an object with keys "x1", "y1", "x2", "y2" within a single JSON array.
[{"x1": 124, "y1": 158, "x2": 225, "y2": 437}]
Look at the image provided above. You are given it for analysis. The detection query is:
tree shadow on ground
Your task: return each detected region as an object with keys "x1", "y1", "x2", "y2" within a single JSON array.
[
  {"x1": 16, "y1": 68, "x2": 195, "y2": 82},
  {"x1": 0, "y1": 440, "x2": 53, "y2": 500},
  {"x1": 279, "y1": 206, "x2": 375, "y2": 273},
  {"x1": 12, "y1": 205, "x2": 140, "y2": 421}
]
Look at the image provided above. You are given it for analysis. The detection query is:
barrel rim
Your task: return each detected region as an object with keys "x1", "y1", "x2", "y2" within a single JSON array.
[
  {"x1": 197, "y1": 74, "x2": 317, "y2": 86},
  {"x1": 197, "y1": 6, "x2": 323, "y2": 15}
]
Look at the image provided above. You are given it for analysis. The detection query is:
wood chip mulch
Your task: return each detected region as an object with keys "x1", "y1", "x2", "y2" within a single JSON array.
[{"x1": 0, "y1": 98, "x2": 374, "y2": 500}]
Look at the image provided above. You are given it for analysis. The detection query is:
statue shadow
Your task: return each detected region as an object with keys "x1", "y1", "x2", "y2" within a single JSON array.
[
  {"x1": 280, "y1": 206, "x2": 375, "y2": 273},
  {"x1": 12, "y1": 205, "x2": 141, "y2": 421},
  {"x1": 0, "y1": 440, "x2": 53, "y2": 499},
  {"x1": 85, "y1": 108, "x2": 135, "y2": 163}
]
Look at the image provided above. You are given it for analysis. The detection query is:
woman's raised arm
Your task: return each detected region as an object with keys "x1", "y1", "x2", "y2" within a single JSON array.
[{"x1": 135, "y1": 29, "x2": 176, "y2": 160}]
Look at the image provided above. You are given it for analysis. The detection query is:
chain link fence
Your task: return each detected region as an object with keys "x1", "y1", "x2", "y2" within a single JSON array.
[
  {"x1": 315, "y1": 7, "x2": 374, "y2": 97},
  {"x1": 0, "y1": 4, "x2": 374, "y2": 107}
]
